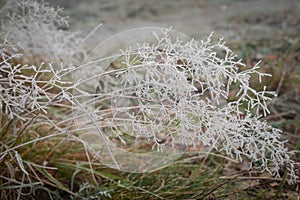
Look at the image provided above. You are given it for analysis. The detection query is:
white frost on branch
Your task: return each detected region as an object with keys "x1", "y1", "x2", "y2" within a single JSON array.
[{"x1": 83, "y1": 29, "x2": 297, "y2": 183}]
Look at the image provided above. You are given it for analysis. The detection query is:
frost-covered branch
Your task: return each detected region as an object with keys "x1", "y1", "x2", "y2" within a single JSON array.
[{"x1": 74, "y1": 29, "x2": 297, "y2": 183}]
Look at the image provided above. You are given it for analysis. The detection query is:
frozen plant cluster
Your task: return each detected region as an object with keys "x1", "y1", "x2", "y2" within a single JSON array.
[
  {"x1": 0, "y1": 1, "x2": 82, "y2": 197},
  {"x1": 0, "y1": 0, "x2": 83, "y2": 133},
  {"x1": 0, "y1": 0, "x2": 83, "y2": 64},
  {"x1": 89, "y1": 30, "x2": 297, "y2": 183},
  {"x1": 0, "y1": 35, "x2": 74, "y2": 129},
  {"x1": 0, "y1": 1, "x2": 297, "y2": 193}
]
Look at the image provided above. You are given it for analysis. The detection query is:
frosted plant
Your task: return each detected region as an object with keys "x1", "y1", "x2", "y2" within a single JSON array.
[
  {"x1": 0, "y1": 34, "x2": 75, "y2": 128},
  {"x1": 74, "y1": 29, "x2": 297, "y2": 183},
  {"x1": 0, "y1": 2, "x2": 82, "y2": 197},
  {"x1": 0, "y1": 0, "x2": 297, "y2": 189},
  {"x1": 0, "y1": 0, "x2": 84, "y2": 64},
  {"x1": 0, "y1": 32, "x2": 80, "y2": 199}
]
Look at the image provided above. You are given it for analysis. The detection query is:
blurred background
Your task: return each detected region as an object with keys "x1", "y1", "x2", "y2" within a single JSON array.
[{"x1": 45, "y1": 0, "x2": 299, "y2": 39}]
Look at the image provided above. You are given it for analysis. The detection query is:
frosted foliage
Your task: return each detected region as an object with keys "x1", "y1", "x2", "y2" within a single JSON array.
[
  {"x1": 0, "y1": 37, "x2": 74, "y2": 121},
  {"x1": 0, "y1": 0, "x2": 82, "y2": 63},
  {"x1": 96, "y1": 30, "x2": 297, "y2": 183},
  {"x1": 0, "y1": 0, "x2": 297, "y2": 183}
]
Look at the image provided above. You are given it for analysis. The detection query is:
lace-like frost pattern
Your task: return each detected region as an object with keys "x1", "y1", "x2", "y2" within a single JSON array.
[
  {"x1": 0, "y1": 36, "x2": 74, "y2": 122},
  {"x1": 99, "y1": 30, "x2": 297, "y2": 183},
  {"x1": 1, "y1": 0, "x2": 82, "y2": 64}
]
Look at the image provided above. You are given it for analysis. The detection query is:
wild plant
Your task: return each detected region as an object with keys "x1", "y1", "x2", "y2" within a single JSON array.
[
  {"x1": 0, "y1": 0, "x2": 298, "y2": 199},
  {"x1": 73, "y1": 29, "x2": 298, "y2": 183},
  {"x1": 0, "y1": 0, "x2": 83, "y2": 64},
  {"x1": 0, "y1": 0, "x2": 82, "y2": 198}
]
